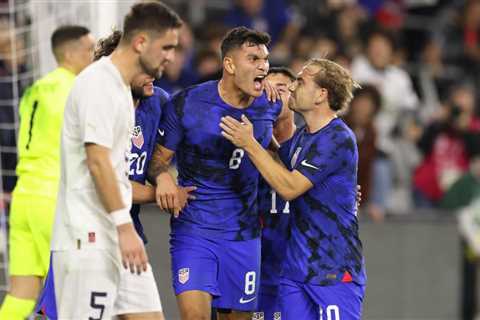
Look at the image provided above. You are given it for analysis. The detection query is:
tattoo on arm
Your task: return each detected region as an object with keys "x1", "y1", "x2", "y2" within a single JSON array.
[{"x1": 147, "y1": 145, "x2": 173, "y2": 185}]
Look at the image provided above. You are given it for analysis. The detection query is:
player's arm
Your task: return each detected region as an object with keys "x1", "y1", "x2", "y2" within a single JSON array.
[
  {"x1": 148, "y1": 144, "x2": 195, "y2": 216},
  {"x1": 220, "y1": 115, "x2": 312, "y2": 201},
  {"x1": 131, "y1": 180, "x2": 155, "y2": 204},
  {"x1": 85, "y1": 143, "x2": 147, "y2": 274}
]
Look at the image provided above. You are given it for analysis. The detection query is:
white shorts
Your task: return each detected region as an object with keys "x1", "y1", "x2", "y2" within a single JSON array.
[{"x1": 39, "y1": 249, "x2": 162, "y2": 319}]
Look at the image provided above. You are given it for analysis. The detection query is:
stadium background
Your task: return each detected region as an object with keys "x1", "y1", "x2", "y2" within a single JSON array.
[{"x1": 0, "y1": 0, "x2": 477, "y2": 319}]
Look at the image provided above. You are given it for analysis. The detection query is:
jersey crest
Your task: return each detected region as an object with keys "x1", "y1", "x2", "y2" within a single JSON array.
[{"x1": 131, "y1": 125, "x2": 144, "y2": 149}]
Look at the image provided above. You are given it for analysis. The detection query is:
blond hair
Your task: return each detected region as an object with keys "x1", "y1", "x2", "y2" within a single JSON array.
[{"x1": 308, "y1": 58, "x2": 360, "y2": 113}]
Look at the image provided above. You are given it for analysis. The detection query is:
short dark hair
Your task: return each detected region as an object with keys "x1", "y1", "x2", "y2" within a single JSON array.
[
  {"x1": 94, "y1": 30, "x2": 122, "y2": 61},
  {"x1": 122, "y1": 1, "x2": 182, "y2": 42},
  {"x1": 353, "y1": 84, "x2": 382, "y2": 113},
  {"x1": 51, "y1": 25, "x2": 90, "y2": 61},
  {"x1": 268, "y1": 66, "x2": 295, "y2": 81},
  {"x1": 220, "y1": 26, "x2": 271, "y2": 60}
]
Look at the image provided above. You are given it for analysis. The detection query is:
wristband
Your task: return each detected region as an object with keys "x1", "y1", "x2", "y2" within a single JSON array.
[{"x1": 110, "y1": 208, "x2": 132, "y2": 226}]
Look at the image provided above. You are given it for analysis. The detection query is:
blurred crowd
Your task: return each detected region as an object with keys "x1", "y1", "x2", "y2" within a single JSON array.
[{"x1": 2, "y1": 0, "x2": 480, "y2": 220}]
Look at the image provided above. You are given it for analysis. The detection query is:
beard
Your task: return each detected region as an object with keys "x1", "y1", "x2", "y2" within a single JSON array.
[
  {"x1": 139, "y1": 55, "x2": 162, "y2": 78},
  {"x1": 131, "y1": 86, "x2": 148, "y2": 101}
]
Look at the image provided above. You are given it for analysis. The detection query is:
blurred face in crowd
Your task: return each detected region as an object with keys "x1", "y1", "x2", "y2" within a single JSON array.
[
  {"x1": 239, "y1": 0, "x2": 263, "y2": 16},
  {"x1": 288, "y1": 63, "x2": 324, "y2": 112},
  {"x1": 137, "y1": 28, "x2": 179, "y2": 78},
  {"x1": 451, "y1": 86, "x2": 475, "y2": 114},
  {"x1": 70, "y1": 33, "x2": 95, "y2": 73},
  {"x1": 350, "y1": 94, "x2": 376, "y2": 126},
  {"x1": 227, "y1": 42, "x2": 269, "y2": 97},
  {"x1": 367, "y1": 34, "x2": 393, "y2": 70},
  {"x1": 131, "y1": 74, "x2": 155, "y2": 100}
]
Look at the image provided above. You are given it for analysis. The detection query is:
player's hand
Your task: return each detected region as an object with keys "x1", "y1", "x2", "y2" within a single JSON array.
[
  {"x1": 220, "y1": 115, "x2": 255, "y2": 148},
  {"x1": 155, "y1": 172, "x2": 180, "y2": 213},
  {"x1": 176, "y1": 186, "x2": 196, "y2": 217},
  {"x1": 117, "y1": 223, "x2": 148, "y2": 274},
  {"x1": 264, "y1": 79, "x2": 280, "y2": 103}
]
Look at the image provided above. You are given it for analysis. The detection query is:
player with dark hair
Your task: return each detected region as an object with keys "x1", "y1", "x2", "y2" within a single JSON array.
[
  {"x1": 254, "y1": 66, "x2": 296, "y2": 320},
  {"x1": 0, "y1": 24, "x2": 94, "y2": 320},
  {"x1": 150, "y1": 26, "x2": 281, "y2": 320},
  {"x1": 221, "y1": 58, "x2": 366, "y2": 319},
  {"x1": 36, "y1": 2, "x2": 183, "y2": 319}
]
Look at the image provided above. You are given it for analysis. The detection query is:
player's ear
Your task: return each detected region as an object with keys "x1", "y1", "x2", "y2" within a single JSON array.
[
  {"x1": 314, "y1": 87, "x2": 328, "y2": 106},
  {"x1": 132, "y1": 33, "x2": 147, "y2": 54},
  {"x1": 223, "y1": 56, "x2": 235, "y2": 75}
]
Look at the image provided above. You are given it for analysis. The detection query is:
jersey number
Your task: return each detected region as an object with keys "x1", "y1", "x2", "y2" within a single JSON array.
[
  {"x1": 270, "y1": 190, "x2": 290, "y2": 214},
  {"x1": 229, "y1": 148, "x2": 245, "y2": 169},
  {"x1": 320, "y1": 305, "x2": 340, "y2": 320},
  {"x1": 129, "y1": 151, "x2": 147, "y2": 175},
  {"x1": 89, "y1": 291, "x2": 107, "y2": 320},
  {"x1": 244, "y1": 271, "x2": 256, "y2": 295}
]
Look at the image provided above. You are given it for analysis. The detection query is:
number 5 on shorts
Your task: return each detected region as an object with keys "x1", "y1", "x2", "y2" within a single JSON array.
[
  {"x1": 244, "y1": 271, "x2": 256, "y2": 295},
  {"x1": 89, "y1": 291, "x2": 107, "y2": 320}
]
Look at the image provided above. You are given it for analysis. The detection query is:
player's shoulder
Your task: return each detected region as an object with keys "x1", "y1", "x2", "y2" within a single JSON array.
[
  {"x1": 252, "y1": 93, "x2": 282, "y2": 118},
  {"x1": 152, "y1": 86, "x2": 170, "y2": 104},
  {"x1": 170, "y1": 80, "x2": 216, "y2": 106},
  {"x1": 75, "y1": 58, "x2": 115, "y2": 87}
]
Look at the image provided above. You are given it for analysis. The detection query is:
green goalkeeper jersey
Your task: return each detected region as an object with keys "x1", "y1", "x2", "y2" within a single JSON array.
[{"x1": 14, "y1": 67, "x2": 76, "y2": 198}]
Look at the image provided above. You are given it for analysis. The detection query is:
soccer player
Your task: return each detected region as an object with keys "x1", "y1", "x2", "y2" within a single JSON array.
[
  {"x1": 92, "y1": 30, "x2": 194, "y2": 246},
  {"x1": 0, "y1": 25, "x2": 94, "y2": 320},
  {"x1": 36, "y1": 2, "x2": 183, "y2": 319},
  {"x1": 255, "y1": 67, "x2": 296, "y2": 320},
  {"x1": 149, "y1": 27, "x2": 282, "y2": 320},
  {"x1": 220, "y1": 58, "x2": 366, "y2": 320}
]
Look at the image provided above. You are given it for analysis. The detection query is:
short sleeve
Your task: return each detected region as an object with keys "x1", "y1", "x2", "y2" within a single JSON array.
[
  {"x1": 78, "y1": 82, "x2": 117, "y2": 149},
  {"x1": 156, "y1": 93, "x2": 184, "y2": 151},
  {"x1": 295, "y1": 132, "x2": 355, "y2": 185}
]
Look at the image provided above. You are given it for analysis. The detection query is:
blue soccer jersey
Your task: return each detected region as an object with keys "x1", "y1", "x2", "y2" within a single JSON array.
[
  {"x1": 158, "y1": 80, "x2": 282, "y2": 240},
  {"x1": 129, "y1": 86, "x2": 169, "y2": 243},
  {"x1": 258, "y1": 172, "x2": 290, "y2": 287},
  {"x1": 280, "y1": 118, "x2": 366, "y2": 286}
]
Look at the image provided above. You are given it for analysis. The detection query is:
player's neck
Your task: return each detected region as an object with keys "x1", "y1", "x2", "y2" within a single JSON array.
[
  {"x1": 273, "y1": 112, "x2": 296, "y2": 143},
  {"x1": 58, "y1": 62, "x2": 78, "y2": 75},
  {"x1": 218, "y1": 78, "x2": 254, "y2": 109},
  {"x1": 110, "y1": 47, "x2": 141, "y2": 86},
  {"x1": 303, "y1": 106, "x2": 337, "y2": 134}
]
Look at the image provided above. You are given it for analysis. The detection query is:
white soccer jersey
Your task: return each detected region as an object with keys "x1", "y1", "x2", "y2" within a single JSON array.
[{"x1": 51, "y1": 57, "x2": 134, "y2": 251}]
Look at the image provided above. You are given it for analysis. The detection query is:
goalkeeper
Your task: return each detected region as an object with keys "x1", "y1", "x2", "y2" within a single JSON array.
[{"x1": 0, "y1": 25, "x2": 95, "y2": 319}]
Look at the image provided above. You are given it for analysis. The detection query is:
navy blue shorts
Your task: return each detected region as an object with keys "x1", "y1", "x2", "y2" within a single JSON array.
[
  {"x1": 279, "y1": 277, "x2": 365, "y2": 320},
  {"x1": 170, "y1": 233, "x2": 261, "y2": 311},
  {"x1": 254, "y1": 283, "x2": 281, "y2": 320}
]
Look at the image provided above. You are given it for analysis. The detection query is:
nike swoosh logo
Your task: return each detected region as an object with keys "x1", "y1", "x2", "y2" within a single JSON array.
[
  {"x1": 158, "y1": 129, "x2": 165, "y2": 136},
  {"x1": 239, "y1": 296, "x2": 256, "y2": 304},
  {"x1": 301, "y1": 159, "x2": 319, "y2": 170}
]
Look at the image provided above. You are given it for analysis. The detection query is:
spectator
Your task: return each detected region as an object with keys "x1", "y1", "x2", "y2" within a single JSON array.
[
  {"x1": 344, "y1": 85, "x2": 380, "y2": 220},
  {"x1": 413, "y1": 84, "x2": 479, "y2": 207}
]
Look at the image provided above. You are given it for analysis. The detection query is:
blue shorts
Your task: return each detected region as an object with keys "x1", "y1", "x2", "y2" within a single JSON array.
[
  {"x1": 170, "y1": 233, "x2": 261, "y2": 311},
  {"x1": 254, "y1": 283, "x2": 281, "y2": 320},
  {"x1": 279, "y1": 278, "x2": 365, "y2": 320}
]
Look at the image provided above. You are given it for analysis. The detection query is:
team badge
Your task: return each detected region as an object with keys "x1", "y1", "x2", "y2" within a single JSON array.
[
  {"x1": 131, "y1": 126, "x2": 144, "y2": 149},
  {"x1": 252, "y1": 312, "x2": 264, "y2": 320},
  {"x1": 273, "y1": 312, "x2": 281, "y2": 320},
  {"x1": 178, "y1": 268, "x2": 189, "y2": 284}
]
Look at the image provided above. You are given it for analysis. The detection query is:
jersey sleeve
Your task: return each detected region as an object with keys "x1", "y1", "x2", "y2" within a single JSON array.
[
  {"x1": 78, "y1": 82, "x2": 117, "y2": 149},
  {"x1": 295, "y1": 132, "x2": 355, "y2": 186},
  {"x1": 157, "y1": 92, "x2": 184, "y2": 151}
]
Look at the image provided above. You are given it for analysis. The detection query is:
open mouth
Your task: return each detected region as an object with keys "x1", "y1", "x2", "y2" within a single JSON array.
[{"x1": 253, "y1": 74, "x2": 266, "y2": 91}]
